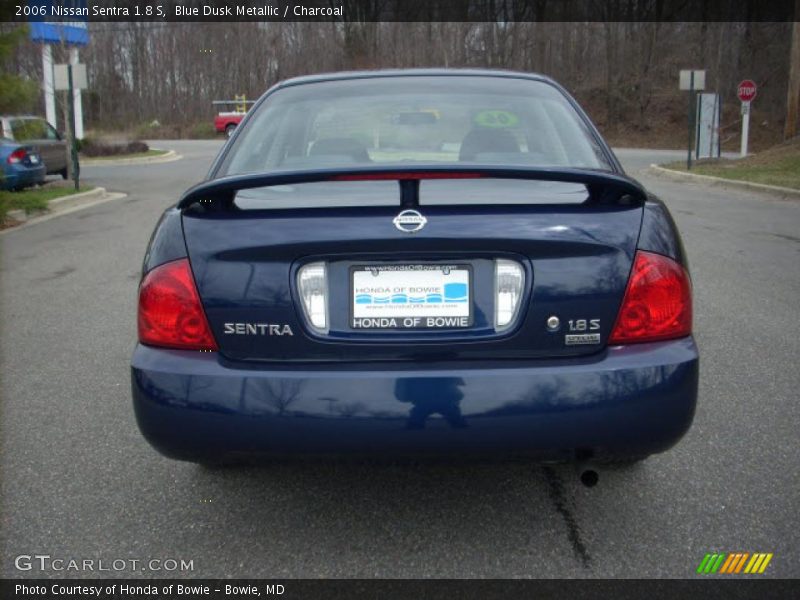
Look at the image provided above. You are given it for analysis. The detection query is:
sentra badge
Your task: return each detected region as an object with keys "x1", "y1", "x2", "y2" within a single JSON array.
[{"x1": 224, "y1": 323, "x2": 293, "y2": 336}]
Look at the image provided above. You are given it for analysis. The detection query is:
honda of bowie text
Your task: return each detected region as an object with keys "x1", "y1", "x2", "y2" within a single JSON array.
[{"x1": 132, "y1": 70, "x2": 698, "y2": 464}]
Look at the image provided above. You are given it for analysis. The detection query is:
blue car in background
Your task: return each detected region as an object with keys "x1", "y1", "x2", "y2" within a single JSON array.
[
  {"x1": 132, "y1": 70, "x2": 698, "y2": 465},
  {"x1": 0, "y1": 138, "x2": 45, "y2": 191}
]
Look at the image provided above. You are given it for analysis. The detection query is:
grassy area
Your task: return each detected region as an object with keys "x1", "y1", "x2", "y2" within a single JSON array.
[
  {"x1": 83, "y1": 148, "x2": 169, "y2": 160},
  {"x1": 662, "y1": 137, "x2": 800, "y2": 190},
  {"x1": 0, "y1": 185, "x2": 89, "y2": 222}
]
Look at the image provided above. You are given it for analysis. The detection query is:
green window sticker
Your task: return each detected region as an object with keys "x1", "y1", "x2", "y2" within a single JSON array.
[{"x1": 473, "y1": 110, "x2": 520, "y2": 128}]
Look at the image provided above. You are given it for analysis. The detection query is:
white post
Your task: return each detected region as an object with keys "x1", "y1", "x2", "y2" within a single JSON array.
[
  {"x1": 41, "y1": 44, "x2": 57, "y2": 129},
  {"x1": 69, "y1": 47, "x2": 84, "y2": 140},
  {"x1": 740, "y1": 101, "x2": 751, "y2": 157}
]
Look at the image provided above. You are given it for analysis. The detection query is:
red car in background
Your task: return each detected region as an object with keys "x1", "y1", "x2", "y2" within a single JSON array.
[
  {"x1": 213, "y1": 97, "x2": 255, "y2": 138},
  {"x1": 213, "y1": 112, "x2": 245, "y2": 138}
]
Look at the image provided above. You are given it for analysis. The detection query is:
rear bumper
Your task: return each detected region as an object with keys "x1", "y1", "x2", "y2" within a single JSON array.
[
  {"x1": 1, "y1": 165, "x2": 45, "y2": 189},
  {"x1": 131, "y1": 338, "x2": 698, "y2": 461}
]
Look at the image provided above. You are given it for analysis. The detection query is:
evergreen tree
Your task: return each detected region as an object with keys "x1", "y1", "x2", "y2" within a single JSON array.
[{"x1": 0, "y1": 14, "x2": 37, "y2": 114}]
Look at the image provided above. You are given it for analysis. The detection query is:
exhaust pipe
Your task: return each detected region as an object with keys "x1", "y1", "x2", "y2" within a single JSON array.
[
  {"x1": 580, "y1": 469, "x2": 599, "y2": 487},
  {"x1": 573, "y1": 449, "x2": 599, "y2": 487}
]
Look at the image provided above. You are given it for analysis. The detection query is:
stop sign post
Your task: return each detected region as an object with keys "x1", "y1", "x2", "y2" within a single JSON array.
[{"x1": 738, "y1": 79, "x2": 757, "y2": 157}]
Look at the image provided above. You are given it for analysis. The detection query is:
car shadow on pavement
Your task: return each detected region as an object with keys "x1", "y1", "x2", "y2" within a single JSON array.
[{"x1": 181, "y1": 458, "x2": 651, "y2": 576}]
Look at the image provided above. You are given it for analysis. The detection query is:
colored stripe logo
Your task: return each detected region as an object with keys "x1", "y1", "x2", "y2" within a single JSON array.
[
  {"x1": 697, "y1": 552, "x2": 773, "y2": 574},
  {"x1": 355, "y1": 283, "x2": 467, "y2": 305}
]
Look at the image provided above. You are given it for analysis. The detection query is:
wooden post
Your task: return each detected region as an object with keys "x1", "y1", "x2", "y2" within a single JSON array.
[
  {"x1": 67, "y1": 64, "x2": 79, "y2": 191},
  {"x1": 687, "y1": 72, "x2": 694, "y2": 170},
  {"x1": 785, "y1": 2, "x2": 800, "y2": 139}
]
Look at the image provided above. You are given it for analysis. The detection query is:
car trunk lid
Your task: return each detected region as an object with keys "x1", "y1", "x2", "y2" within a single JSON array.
[{"x1": 179, "y1": 167, "x2": 645, "y2": 362}]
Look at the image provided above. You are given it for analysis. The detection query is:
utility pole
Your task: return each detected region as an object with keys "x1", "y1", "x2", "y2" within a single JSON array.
[
  {"x1": 680, "y1": 70, "x2": 705, "y2": 170},
  {"x1": 785, "y1": 1, "x2": 800, "y2": 139},
  {"x1": 688, "y1": 72, "x2": 695, "y2": 170},
  {"x1": 54, "y1": 62, "x2": 85, "y2": 190},
  {"x1": 67, "y1": 64, "x2": 79, "y2": 191}
]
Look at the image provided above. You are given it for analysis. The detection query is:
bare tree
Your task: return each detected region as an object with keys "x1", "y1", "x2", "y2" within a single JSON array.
[{"x1": 3, "y1": 18, "x2": 789, "y2": 149}]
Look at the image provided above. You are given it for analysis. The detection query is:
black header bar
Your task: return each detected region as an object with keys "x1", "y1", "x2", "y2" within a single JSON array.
[
  {"x1": 1, "y1": 579, "x2": 797, "y2": 600},
  {"x1": 5, "y1": 0, "x2": 798, "y2": 23}
]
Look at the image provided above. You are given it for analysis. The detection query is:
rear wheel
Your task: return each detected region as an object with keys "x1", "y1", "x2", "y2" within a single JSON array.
[
  {"x1": 225, "y1": 124, "x2": 236, "y2": 138},
  {"x1": 59, "y1": 167, "x2": 68, "y2": 179}
]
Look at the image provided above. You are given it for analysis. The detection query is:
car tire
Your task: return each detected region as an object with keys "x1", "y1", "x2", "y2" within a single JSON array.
[
  {"x1": 225, "y1": 124, "x2": 236, "y2": 139},
  {"x1": 59, "y1": 167, "x2": 68, "y2": 180}
]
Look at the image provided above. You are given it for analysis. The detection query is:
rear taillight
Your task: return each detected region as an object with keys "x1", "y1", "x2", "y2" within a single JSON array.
[
  {"x1": 7, "y1": 149, "x2": 26, "y2": 164},
  {"x1": 137, "y1": 258, "x2": 218, "y2": 351},
  {"x1": 609, "y1": 250, "x2": 692, "y2": 344}
]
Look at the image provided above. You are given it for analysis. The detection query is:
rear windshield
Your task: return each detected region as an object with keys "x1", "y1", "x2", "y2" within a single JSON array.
[
  {"x1": 10, "y1": 118, "x2": 54, "y2": 141},
  {"x1": 217, "y1": 75, "x2": 612, "y2": 177}
]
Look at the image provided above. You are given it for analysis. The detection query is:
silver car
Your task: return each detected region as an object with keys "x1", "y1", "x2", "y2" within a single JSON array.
[{"x1": 0, "y1": 115, "x2": 69, "y2": 178}]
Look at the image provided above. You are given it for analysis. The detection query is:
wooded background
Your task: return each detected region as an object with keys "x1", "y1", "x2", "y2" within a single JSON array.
[{"x1": 2, "y1": 20, "x2": 795, "y2": 148}]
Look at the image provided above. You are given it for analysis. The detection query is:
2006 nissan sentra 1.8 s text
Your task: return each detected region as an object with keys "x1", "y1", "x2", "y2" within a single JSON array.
[{"x1": 131, "y1": 70, "x2": 697, "y2": 465}]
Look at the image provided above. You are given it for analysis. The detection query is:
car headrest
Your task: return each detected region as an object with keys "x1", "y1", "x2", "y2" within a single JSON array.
[
  {"x1": 309, "y1": 138, "x2": 370, "y2": 162},
  {"x1": 458, "y1": 128, "x2": 520, "y2": 161}
]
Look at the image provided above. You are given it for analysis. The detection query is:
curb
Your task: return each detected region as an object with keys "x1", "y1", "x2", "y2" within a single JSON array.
[
  {"x1": 80, "y1": 149, "x2": 181, "y2": 166},
  {"x1": 1, "y1": 187, "x2": 127, "y2": 235},
  {"x1": 648, "y1": 164, "x2": 800, "y2": 199},
  {"x1": 47, "y1": 186, "x2": 107, "y2": 210}
]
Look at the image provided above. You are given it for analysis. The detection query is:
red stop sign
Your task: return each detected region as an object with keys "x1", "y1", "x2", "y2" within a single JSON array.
[{"x1": 738, "y1": 80, "x2": 757, "y2": 103}]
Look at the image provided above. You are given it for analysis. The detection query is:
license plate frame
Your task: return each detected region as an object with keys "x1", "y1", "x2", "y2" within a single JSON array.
[{"x1": 350, "y1": 264, "x2": 473, "y2": 330}]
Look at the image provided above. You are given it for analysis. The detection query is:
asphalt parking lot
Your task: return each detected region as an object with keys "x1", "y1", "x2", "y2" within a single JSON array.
[{"x1": 1, "y1": 140, "x2": 798, "y2": 578}]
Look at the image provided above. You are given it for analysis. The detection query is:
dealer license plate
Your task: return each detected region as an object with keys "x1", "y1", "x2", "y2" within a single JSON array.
[{"x1": 352, "y1": 265, "x2": 471, "y2": 329}]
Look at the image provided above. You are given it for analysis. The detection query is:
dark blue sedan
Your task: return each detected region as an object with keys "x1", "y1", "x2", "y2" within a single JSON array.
[
  {"x1": 132, "y1": 70, "x2": 697, "y2": 465},
  {"x1": 0, "y1": 138, "x2": 45, "y2": 191}
]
